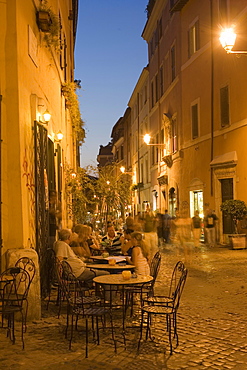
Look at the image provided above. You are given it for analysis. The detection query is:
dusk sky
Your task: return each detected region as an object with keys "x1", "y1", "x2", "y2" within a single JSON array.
[{"x1": 75, "y1": 0, "x2": 148, "y2": 168}]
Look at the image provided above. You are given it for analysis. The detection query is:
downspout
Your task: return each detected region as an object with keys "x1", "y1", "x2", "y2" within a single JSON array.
[
  {"x1": 0, "y1": 95, "x2": 2, "y2": 273},
  {"x1": 137, "y1": 92, "x2": 141, "y2": 208},
  {"x1": 210, "y1": 0, "x2": 214, "y2": 196}
]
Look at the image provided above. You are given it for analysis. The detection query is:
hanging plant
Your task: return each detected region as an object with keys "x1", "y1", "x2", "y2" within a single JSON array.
[
  {"x1": 38, "y1": 0, "x2": 60, "y2": 50},
  {"x1": 61, "y1": 82, "x2": 85, "y2": 145}
]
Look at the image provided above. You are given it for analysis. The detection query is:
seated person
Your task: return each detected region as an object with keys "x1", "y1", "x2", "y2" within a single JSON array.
[
  {"x1": 54, "y1": 229, "x2": 109, "y2": 286},
  {"x1": 101, "y1": 224, "x2": 122, "y2": 255},
  {"x1": 126, "y1": 232, "x2": 150, "y2": 275},
  {"x1": 70, "y1": 224, "x2": 100, "y2": 258},
  {"x1": 120, "y1": 228, "x2": 134, "y2": 256}
]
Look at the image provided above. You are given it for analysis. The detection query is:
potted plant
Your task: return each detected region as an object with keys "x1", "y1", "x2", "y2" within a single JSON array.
[{"x1": 220, "y1": 199, "x2": 247, "y2": 249}]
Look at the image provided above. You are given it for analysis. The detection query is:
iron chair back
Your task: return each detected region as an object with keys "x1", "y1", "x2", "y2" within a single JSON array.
[
  {"x1": 0, "y1": 267, "x2": 31, "y2": 349},
  {"x1": 58, "y1": 262, "x2": 115, "y2": 357}
]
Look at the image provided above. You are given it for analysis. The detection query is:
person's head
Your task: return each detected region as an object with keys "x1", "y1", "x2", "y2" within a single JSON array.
[
  {"x1": 58, "y1": 229, "x2": 71, "y2": 242},
  {"x1": 195, "y1": 210, "x2": 199, "y2": 216},
  {"x1": 73, "y1": 224, "x2": 84, "y2": 235},
  {"x1": 124, "y1": 228, "x2": 134, "y2": 240},
  {"x1": 77, "y1": 225, "x2": 91, "y2": 241},
  {"x1": 107, "y1": 224, "x2": 115, "y2": 238},
  {"x1": 130, "y1": 232, "x2": 149, "y2": 258},
  {"x1": 165, "y1": 209, "x2": 168, "y2": 214}
]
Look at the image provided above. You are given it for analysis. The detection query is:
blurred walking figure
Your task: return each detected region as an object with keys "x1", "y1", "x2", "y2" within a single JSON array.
[
  {"x1": 156, "y1": 213, "x2": 164, "y2": 247},
  {"x1": 163, "y1": 209, "x2": 171, "y2": 243},
  {"x1": 125, "y1": 213, "x2": 134, "y2": 230},
  {"x1": 204, "y1": 209, "x2": 218, "y2": 247},
  {"x1": 143, "y1": 209, "x2": 158, "y2": 258},
  {"x1": 192, "y1": 210, "x2": 202, "y2": 247}
]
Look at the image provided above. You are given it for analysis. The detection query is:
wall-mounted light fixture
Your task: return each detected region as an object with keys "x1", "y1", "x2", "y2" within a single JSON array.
[
  {"x1": 43, "y1": 109, "x2": 51, "y2": 123},
  {"x1": 143, "y1": 134, "x2": 166, "y2": 146},
  {"x1": 55, "y1": 131, "x2": 63, "y2": 142},
  {"x1": 219, "y1": 28, "x2": 247, "y2": 54},
  {"x1": 120, "y1": 166, "x2": 134, "y2": 175}
]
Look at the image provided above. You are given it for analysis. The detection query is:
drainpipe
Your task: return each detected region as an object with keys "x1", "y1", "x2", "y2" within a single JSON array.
[
  {"x1": 0, "y1": 94, "x2": 2, "y2": 273},
  {"x1": 210, "y1": 0, "x2": 214, "y2": 196},
  {"x1": 137, "y1": 92, "x2": 141, "y2": 208}
]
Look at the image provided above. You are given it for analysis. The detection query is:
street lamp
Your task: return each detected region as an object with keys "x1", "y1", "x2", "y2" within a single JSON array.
[
  {"x1": 143, "y1": 133, "x2": 166, "y2": 146},
  {"x1": 120, "y1": 166, "x2": 134, "y2": 175},
  {"x1": 219, "y1": 27, "x2": 247, "y2": 54},
  {"x1": 54, "y1": 131, "x2": 63, "y2": 142},
  {"x1": 43, "y1": 109, "x2": 51, "y2": 123}
]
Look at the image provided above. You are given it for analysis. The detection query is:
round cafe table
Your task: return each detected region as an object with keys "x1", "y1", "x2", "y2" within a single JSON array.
[
  {"x1": 93, "y1": 274, "x2": 153, "y2": 335},
  {"x1": 86, "y1": 263, "x2": 135, "y2": 274}
]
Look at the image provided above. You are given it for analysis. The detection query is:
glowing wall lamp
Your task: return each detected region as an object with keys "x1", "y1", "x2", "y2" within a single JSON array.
[
  {"x1": 219, "y1": 28, "x2": 247, "y2": 54},
  {"x1": 120, "y1": 166, "x2": 134, "y2": 175},
  {"x1": 55, "y1": 131, "x2": 63, "y2": 142},
  {"x1": 143, "y1": 133, "x2": 166, "y2": 146},
  {"x1": 43, "y1": 109, "x2": 51, "y2": 123}
]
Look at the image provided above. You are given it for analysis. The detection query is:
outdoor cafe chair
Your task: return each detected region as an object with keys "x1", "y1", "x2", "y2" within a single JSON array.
[
  {"x1": 0, "y1": 267, "x2": 31, "y2": 349},
  {"x1": 14, "y1": 257, "x2": 36, "y2": 331},
  {"x1": 137, "y1": 264, "x2": 188, "y2": 355},
  {"x1": 125, "y1": 251, "x2": 161, "y2": 315},
  {"x1": 142, "y1": 260, "x2": 186, "y2": 306},
  {"x1": 58, "y1": 265, "x2": 116, "y2": 358},
  {"x1": 46, "y1": 248, "x2": 61, "y2": 311}
]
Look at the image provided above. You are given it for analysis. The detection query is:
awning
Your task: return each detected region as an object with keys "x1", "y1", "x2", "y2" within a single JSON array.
[{"x1": 210, "y1": 151, "x2": 238, "y2": 167}]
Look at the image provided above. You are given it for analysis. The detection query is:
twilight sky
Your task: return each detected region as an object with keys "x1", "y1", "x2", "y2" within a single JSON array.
[{"x1": 74, "y1": 0, "x2": 148, "y2": 168}]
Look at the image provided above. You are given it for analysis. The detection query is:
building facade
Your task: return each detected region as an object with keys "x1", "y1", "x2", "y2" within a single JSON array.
[
  {"x1": 0, "y1": 0, "x2": 80, "y2": 281},
  {"x1": 101, "y1": 0, "x2": 247, "y2": 243}
]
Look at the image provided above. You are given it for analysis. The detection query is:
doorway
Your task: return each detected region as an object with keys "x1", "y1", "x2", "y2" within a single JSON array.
[
  {"x1": 221, "y1": 178, "x2": 234, "y2": 234},
  {"x1": 190, "y1": 190, "x2": 203, "y2": 218}
]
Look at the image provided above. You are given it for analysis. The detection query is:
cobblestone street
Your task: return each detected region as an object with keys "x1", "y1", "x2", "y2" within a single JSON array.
[{"x1": 0, "y1": 244, "x2": 247, "y2": 369}]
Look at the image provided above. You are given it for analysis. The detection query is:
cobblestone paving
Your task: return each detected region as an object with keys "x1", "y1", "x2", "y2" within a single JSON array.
[{"x1": 0, "y1": 244, "x2": 247, "y2": 369}]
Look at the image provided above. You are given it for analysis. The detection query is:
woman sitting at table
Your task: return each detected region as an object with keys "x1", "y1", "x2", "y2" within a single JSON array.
[
  {"x1": 126, "y1": 232, "x2": 150, "y2": 275},
  {"x1": 70, "y1": 224, "x2": 96, "y2": 258},
  {"x1": 120, "y1": 228, "x2": 134, "y2": 256}
]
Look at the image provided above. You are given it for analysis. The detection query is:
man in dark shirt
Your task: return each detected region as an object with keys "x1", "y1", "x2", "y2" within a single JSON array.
[
  {"x1": 101, "y1": 224, "x2": 122, "y2": 255},
  {"x1": 204, "y1": 209, "x2": 218, "y2": 247}
]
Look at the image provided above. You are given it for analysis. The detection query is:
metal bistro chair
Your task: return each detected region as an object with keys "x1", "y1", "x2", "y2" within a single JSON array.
[
  {"x1": 125, "y1": 251, "x2": 161, "y2": 315},
  {"x1": 14, "y1": 257, "x2": 36, "y2": 331},
  {"x1": 0, "y1": 267, "x2": 31, "y2": 349},
  {"x1": 138, "y1": 264, "x2": 188, "y2": 355},
  {"x1": 58, "y1": 264, "x2": 116, "y2": 358},
  {"x1": 142, "y1": 261, "x2": 186, "y2": 306},
  {"x1": 46, "y1": 248, "x2": 61, "y2": 312}
]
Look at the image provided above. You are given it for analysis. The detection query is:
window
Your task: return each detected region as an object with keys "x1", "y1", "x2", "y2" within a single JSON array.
[
  {"x1": 191, "y1": 103, "x2": 199, "y2": 139},
  {"x1": 220, "y1": 85, "x2": 229, "y2": 127},
  {"x1": 188, "y1": 20, "x2": 199, "y2": 58},
  {"x1": 156, "y1": 133, "x2": 159, "y2": 163},
  {"x1": 144, "y1": 85, "x2": 147, "y2": 103},
  {"x1": 160, "y1": 66, "x2": 164, "y2": 96},
  {"x1": 155, "y1": 74, "x2": 159, "y2": 103},
  {"x1": 172, "y1": 118, "x2": 178, "y2": 153},
  {"x1": 171, "y1": 45, "x2": 176, "y2": 81},
  {"x1": 145, "y1": 158, "x2": 149, "y2": 183},
  {"x1": 151, "y1": 81, "x2": 154, "y2": 108},
  {"x1": 120, "y1": 145, "x2": 124, "y2": 160}
]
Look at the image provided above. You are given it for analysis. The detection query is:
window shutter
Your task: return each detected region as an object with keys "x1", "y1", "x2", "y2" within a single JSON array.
[
  {"x1": 192, "y1": 104, "x2": 198, "y2": 139},
  {"x1": 220, "y1": 86, "x2": 229, "y2": 127}
]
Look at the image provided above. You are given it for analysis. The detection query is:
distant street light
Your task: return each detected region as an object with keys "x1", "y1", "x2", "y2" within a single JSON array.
[{"x1": 219, "y1": 27, "x2": 247, "y2": 54}]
